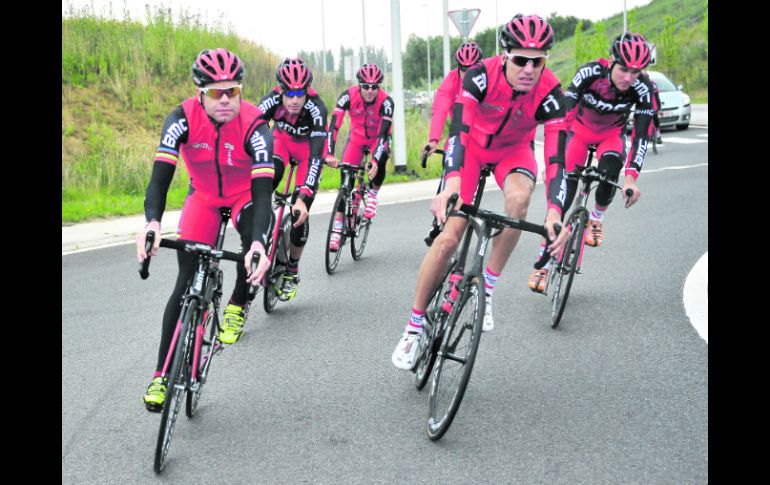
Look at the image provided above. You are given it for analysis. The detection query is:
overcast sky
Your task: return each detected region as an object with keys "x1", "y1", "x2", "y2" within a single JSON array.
[{"x1": 63, "y1": 0, "x2": 653, "y2": 60}]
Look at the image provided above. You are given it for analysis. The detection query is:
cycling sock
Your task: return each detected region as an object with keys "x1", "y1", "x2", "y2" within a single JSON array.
[
  {"x1": 333, "y1": 215, "x2": 343, "y2": 231},
  {"x1": 537, "y1": 240, "x2": 546, "y2": 259},
  {"x1": 484, "y1": 267, "x2": 500, "y2": 296},
  {"x1": 407, "y1": 308, "x2": 424, "y2": 334},
  {"x1": 590, "y1": 207, "x2": 606, "y2": 221},
  {"x1": 153, "y1": 371, "x2": 162, "y2": 378},
  {"x1": 287, "y1": 257, "x2": 299, "y2": 274},
  {"x1": 369, "y1": 188, "x2": 379, "y2": 198}
]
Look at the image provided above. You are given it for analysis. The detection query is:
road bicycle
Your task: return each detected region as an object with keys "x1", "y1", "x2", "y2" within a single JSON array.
[
  {"x1": 543, "y1": 145, "x2": 634, "y2": 329},
  {"x1": 139, "y1": 208, "x2": 258, "y2": 473},
  {"x1": 412, "y1": 184, "x2": 558, "y2": 440},
  {"x1": 323, "y1": 148, "x2": 373, "y2": 274},
  {"x1": 263, "y1": 157, "x2": 301, "y2": 313}
]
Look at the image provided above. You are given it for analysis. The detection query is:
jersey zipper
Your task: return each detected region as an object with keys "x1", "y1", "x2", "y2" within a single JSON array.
[{"x1": 214, "y1": 124, "x2": 223, "y2": 197}]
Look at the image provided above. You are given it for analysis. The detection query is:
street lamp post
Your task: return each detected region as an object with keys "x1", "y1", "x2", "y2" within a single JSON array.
[{"x1": 423, "y1": 3, "x2": 431, "y2": 91}]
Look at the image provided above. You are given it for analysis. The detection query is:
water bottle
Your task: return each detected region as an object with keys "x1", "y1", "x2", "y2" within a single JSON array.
[{"x1": 441, "y1": 272, "x2": 463, "y2": 313}]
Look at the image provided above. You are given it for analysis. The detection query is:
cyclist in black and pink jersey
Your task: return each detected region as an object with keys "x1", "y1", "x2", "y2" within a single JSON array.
[
  {"x1": 136, "y1": 48, "x2": 273, "y2": 411},
  {"x1": 392, "y1": 14, "x2": 570, "y2": 369},
  {"x1": 425, "y1": 41, "x2": 483, "y2": 157},
  {"x1": 254, "y1": 57, "x2": 329, "y2": 301},
  {"x1": 527, "y1": 33, "x2": 652, "y2": 292},
  {"x1": 324, "y1": 63, "x2": 393, "y2": 251}
]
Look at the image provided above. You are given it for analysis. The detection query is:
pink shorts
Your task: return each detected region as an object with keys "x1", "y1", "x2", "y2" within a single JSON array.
[
  {"x1": 273, "y1": 130, "x2": 311, "y2": 187},
  {"x1": 342, "y1": 135, "x2": 388, "y2": 166},
  {"x1": 457, "y1": 138, "x2": 537, "y2": 203},
  {"x1": 176, "y1": 189, "x2": 251, "y2": 246},
  {"x1": 565, "y1": 123, "x2": 626, "y2": 172}
]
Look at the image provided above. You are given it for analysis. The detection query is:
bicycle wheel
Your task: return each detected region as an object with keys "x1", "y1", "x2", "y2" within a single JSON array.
[
  {"x1": 350, "y1": 187, "x2": 371, "y2": 261},
  {"x1": 154, "y1": 302, "x2": 194, "y2": 473},
  {"x1": 186, "y1": 301, "x2": 218, "y2": 418},
  {"x1": 263, "y1": 214, "x2": 290, "y2": 313},
  {"x1": 414, "y1": 256, "x2": 457, "y2": 390},
  {"x1": 325, "y1": 189, "x2": 347, "y2": 274},
  {"x1": 427, "y1": 276, "x2": 485, "y2": 441},
  {"x1": 551, "y1": 214, "x2": 586, "y2": 329}
]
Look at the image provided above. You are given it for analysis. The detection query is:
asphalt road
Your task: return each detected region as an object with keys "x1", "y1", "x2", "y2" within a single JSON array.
[{"x1": 62, "y1": 127, "x2": 708, "y2": 484}]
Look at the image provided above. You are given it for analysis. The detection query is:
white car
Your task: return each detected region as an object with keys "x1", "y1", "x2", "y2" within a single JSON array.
[{"x1": 627, "y1": 70, "x2": 691, "y2": 132}]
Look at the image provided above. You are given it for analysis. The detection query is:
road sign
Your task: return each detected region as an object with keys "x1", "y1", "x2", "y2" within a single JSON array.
[{"x1": 448, "y1": 8, "x2": 480, "y2": 40}]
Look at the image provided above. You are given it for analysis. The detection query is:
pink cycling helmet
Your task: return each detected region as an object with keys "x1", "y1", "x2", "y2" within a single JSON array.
[
  {"x1": 499, "y1": 14, "x2": 555, "y2": 51},
  {"x1": 356, "y1": 63, "x2": 384, "y2": 84},
  {"x1": 455, "y1": 41, "x2": 483, "y2": 68},
  {"x1": 276, "y1": 58, "x2": 313, "y2": 91},
  {"x1": 191, "y1": 48, "x2": 244, "y2": 86},
  {"x1": 610, "y1": 32, "x2": 651, "y2": 69}
]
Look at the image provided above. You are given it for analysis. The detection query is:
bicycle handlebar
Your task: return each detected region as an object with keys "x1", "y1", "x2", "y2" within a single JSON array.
[
  {"x1": 139, "y1": 231, "x2": 261, "y2": 280},
  {"x1": 449, "y1": 196, "x2": 561, "y2": 270},
  {"x1": 421, "y1": 144, "x2": 445, "y2": 169}
]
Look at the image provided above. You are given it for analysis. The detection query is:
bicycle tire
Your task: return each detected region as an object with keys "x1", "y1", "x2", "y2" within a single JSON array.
[
  {"x1": 186, "y1": 301, "x2": 217, "y2": 417},
  {"x1": 652, "y1": 136, "x2": 658, "y2": 154},
  {"x1": 427, "y1": 276, "x2": 485, "y2": 441},
  {"x1": 350, "y1": 187, "x2": 371, "y2": 261},
  {"x1": 414, "y1": 256, "x2": 457, "y2": 390},
  {"x1": 154, "y1": 302, "x2": 194, "y2": 473},
  {"x1": 325, "y1": 189, "x2": 346, "y2": 274},
  {"x1": 263, "y1": 214, "x2": 290, "y2": 313},
  {"x1": 551, "y1": 214, "x2": 586, "y2": 329}
]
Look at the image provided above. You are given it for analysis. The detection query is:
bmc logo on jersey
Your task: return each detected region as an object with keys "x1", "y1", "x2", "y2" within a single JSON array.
[
  {"x1": 277, "y1": 121, "x2": 309, "y2": 137},
  {"x1": 632, "y1": 79, "x2": 650, "y2": 101},
  {"x1": 444, "y1": 137, "x2": 456, "y2": 167},
  {"x1": 582, "y1": 93, "x2": 629, "y2": 113},
  {"x1": 382, "y1": 99, "x2": 393, "y2": 116},
  {"x1": 249, "y1": 130, "x2": 269, "y2": 162},
  {"x1": 572, "y1": 65, "x2": 602, "y2": 87},
  {"x1": 259, "y1": 95, "x2": 279, "y2": 114},
  {"x1": 337, "y1": 94, "x2": 350, "y2": 108},
  {"x1": 162, "y1": 119, "x2": 188, "y2": 148},
  {"x1": 541, "y1": 94, "x2": 561, "y2": 113},
  {"x1": 304, "y1": 99, "x2": 324, "y2": 126},
  {"x1": 305, "y1": 159, "x2": 321, "y2": 187},
  {"x1": 471, "y1": 73, "x2": 487, "y2": 93}
]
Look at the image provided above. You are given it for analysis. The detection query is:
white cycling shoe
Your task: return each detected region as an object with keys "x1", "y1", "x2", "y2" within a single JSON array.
[{"x1": 392, "y1": 332, "x2": 420, "y2": 370}]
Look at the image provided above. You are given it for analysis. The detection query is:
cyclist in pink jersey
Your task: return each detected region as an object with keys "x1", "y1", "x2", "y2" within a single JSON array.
[
  {"x1": 253, "y1": 58, "x2": 329, "y2": 300},
  {"x1": 425, "y1": 41, "x2": 483, "y2": 157},
  {"x1": 527, "y1": 33, "x2": 652, "y2": 292},
  {"x1": 136, "y1": 48, "x2": 273, "y2": 411},
  {"x1": 392, "y1": 14, "x2": 570, "y2": 369},
  {"x1": 324, "y1": 63, "x2": 393, "y2": 250}
]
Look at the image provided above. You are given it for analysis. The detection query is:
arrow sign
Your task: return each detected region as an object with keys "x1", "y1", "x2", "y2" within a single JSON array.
[{"x1": 448, "y1": 8, "x2": 481, "y2": 40}]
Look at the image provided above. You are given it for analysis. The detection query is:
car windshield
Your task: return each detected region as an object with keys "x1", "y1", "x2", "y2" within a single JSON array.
[{"x1": 648, "y1": 72, "x2": 677, "y2": 92}]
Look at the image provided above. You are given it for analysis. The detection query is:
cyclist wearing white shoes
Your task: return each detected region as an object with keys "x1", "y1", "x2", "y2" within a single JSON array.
[
  {"x1": 136, "y1": 48, "x2": 273, "y2": 410},
  {"x1": 324, "y1": 63, "x2": 393, "y2": 251},
  {"x1": 527, "y1": 33, "x2": 652, "y2": 292},
  {"x1": 392, "y1": 14, "x2": 570, "y2": 370}
]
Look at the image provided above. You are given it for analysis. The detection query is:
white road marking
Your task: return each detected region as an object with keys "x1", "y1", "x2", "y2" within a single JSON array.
[{"x1": 683, "y1": 252, "x2": 708, "y2": 343}]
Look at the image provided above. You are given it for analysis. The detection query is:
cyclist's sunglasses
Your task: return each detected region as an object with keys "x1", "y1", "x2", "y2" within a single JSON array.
[
  {"x1": 284, "y1": 89, "x2": 307, "y2": 98},
  {"x1": 360, "y1": 83, "x2": 380, "y2": 91},
  {"x1": 199, "y1": 84, "x2": 242, "y2": 99},
  {"x1": 504, "y1": 52, "x2": 548, "y2": 68}
]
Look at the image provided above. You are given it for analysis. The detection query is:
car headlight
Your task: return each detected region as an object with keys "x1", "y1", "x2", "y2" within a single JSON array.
[{"x1": 682, "y1": 94, "x2": 691, "y2": 107}]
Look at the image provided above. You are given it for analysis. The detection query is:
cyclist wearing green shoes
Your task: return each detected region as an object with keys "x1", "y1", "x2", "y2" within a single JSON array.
[{"x1": 135, "y1": 48, "x2": 273, "y2": 410}]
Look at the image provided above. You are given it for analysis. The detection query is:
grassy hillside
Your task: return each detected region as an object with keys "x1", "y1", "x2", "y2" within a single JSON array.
[
  {"x1": 62, "y1": 6, "x2": 441, "y2": 223},
  {"x1": 547, "y1": 0, "x2": 708, "y2": 101}
]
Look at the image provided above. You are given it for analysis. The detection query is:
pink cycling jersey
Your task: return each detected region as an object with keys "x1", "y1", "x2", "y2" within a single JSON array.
[
  {"x1": 145, "y1": 97, "x2": 274, "y2": 246},
  {"x1": 429, "y1": 68, "x2": 463, "y2": 143},
  {"x1": 254, "y1": 87, "x2": 328, "y2": 199},
  {"x1": 444, "y1": 56, "x2": 568, "y2": 214},
  {"x1": 564, "y1": 58, "x2": 656, "y2": 180},
  {"x1": 327, "y1": 86, "x2": 393, "y2": 164}
]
